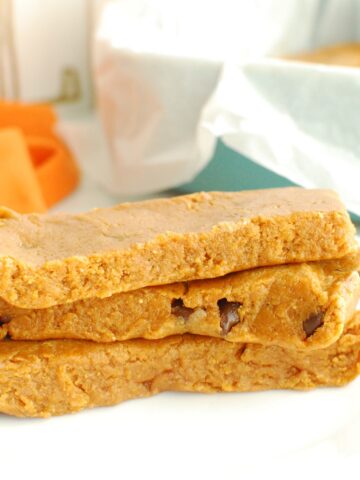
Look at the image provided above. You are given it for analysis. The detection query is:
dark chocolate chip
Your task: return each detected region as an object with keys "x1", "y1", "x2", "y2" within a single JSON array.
[
  {"x1": 217, "y1": 298, "x2": 241, "y2": 335},
  {"x1": 303, "y1": 311, "x2": 324, "y2": 338},
  {"x1": 171, "y1": 298, "x2": 194, "y2": 321},
  {"x1": 0, "y1": 315, "x2": 11, "y2": 326},
  {"x1": 236, "y1": 344, "x2": 246, "y2": 360},
  {"x1": 3, "y1": 332, "x2": 12, "y2": 341},
  {"x1": 142, "y1": 379, "x2": 153, "y2": 391}
]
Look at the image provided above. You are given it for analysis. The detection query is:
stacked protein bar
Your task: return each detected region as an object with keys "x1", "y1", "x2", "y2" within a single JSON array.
[{"x1": 0, "y1": 187, "x2": 359, "y2": 417}]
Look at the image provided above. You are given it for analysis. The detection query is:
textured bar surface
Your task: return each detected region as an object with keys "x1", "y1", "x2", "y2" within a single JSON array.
[
  {"x1": 1, "y1": 255, "x2": 359, "y2": 350},
  {"x1": 0, "y1": 312, "x2": 359, "y2": 417},
  {"x1": 0, "y1": 188, "x2": 356, "y2": 308}
]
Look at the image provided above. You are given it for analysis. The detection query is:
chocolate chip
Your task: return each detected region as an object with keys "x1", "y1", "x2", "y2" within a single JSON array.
[
  {"x1": 3, "y1": 332, "x2": 11, "y2": 341},
  {"x1": 303, "y1": 312, "x2": 324, "y2": 338},
  {"x1": 217, "y1": 298, "x2": 241, "y2": 335},
  {"x1": 171, "y1": 298, "x2": 194, "y2": 321},
  {"x1": 142, "y1": 379, "x2": 153, "y2": 391},
  {"x1": 0, "y1": 315, "x2": 11, "y2": 326}
]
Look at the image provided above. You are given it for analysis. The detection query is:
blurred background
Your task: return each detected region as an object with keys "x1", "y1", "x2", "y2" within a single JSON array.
[{"x1": 0, "y1": 0, "x2": 359, "y2": 223}]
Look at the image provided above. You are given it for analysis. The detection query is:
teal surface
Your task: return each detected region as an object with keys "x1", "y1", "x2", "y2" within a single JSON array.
[
  {"x1": 173, "y1": 140, "x2": 360, "y2": 224},
  {"x1": 175, "y1": 140, "x2": 296, "y2": 193}
]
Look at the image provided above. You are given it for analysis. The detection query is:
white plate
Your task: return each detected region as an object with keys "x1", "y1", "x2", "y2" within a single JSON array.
[
  {"x1": 2, "y1": 382, "x2": 360, "y2": 478},
  {"x1": 1, "y1": 179, "x2": 359, "y2": 478}
]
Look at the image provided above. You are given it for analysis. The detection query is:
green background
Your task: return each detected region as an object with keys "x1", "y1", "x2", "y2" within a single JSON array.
[{"x1": 174, "y1": 140, "x2": 360, "y2": 225}]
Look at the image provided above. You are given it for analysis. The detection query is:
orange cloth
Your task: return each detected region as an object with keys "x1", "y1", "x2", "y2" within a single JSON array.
[
  {"x1": 0, "y1": 129, "x2": 47, "y2": 213},
  {"x1": 0, "y1": 102, "x2": 80, "y2": 213},
  {"x1": 0, "y1": 102, "x2": 56, "y2": 136},
  {"x1": 27, "y1": 135, "x2": 80, "y2": 208}
]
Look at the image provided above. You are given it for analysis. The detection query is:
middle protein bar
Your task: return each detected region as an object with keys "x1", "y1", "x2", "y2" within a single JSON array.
[{"x1": 1, "y1": 254, "x2": 359, "y2": 350}]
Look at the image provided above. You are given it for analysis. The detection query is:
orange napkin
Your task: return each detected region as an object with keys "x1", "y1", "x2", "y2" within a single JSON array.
[
  {"x1": 0, "y1": 102, "x2": 80, "y2": 213},
  {"x1": 0, "y1": 102, "x2": 56, "y2": 136},
  {"x1": 0, "y1": 129, "x2": 47, "y2": 213}
]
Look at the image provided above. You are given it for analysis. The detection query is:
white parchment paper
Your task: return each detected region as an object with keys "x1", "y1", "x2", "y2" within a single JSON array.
[
  {"x1": 78, "y1": 0, "x2": 360, "y2": 212},
  {"x1": 198, "y1": 59, "x2": 360, "y2": 215}
]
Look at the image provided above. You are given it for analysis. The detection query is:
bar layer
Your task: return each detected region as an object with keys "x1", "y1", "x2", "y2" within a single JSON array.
[
  {"x1": 0, "y1": 312, "x2": 360, "y2": 418},
  {"x1": 1, "y1": 255, "x2": 359, "y2": 350},
  {"x1": 0, "y1": 188, "x2": 356, "y2": 309}
]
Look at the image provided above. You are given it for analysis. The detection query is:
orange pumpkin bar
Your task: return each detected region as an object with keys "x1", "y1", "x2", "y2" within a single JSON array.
[
  {"x1": 287, "y1": 43, "x2": 360, "y2": 67},
  {"x1": 1, "y1": 255, "x2": 359, "y2": 351},
  {"x1": 0, "y1": 188, "x2": 357, "y2": 309},
  {"x1": 1, "y1": 312, "x2": 360, "y2": 418}
]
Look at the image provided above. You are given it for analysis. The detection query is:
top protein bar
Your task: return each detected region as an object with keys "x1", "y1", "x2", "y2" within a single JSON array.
[{"x1": 0, "y1": 188, "x2": 357, "y2": 309}]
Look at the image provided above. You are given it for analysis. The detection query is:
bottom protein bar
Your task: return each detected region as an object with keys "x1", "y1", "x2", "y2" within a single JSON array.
[{"x1": 0, "y1": 312, "x2": 360, "y2": 418}]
